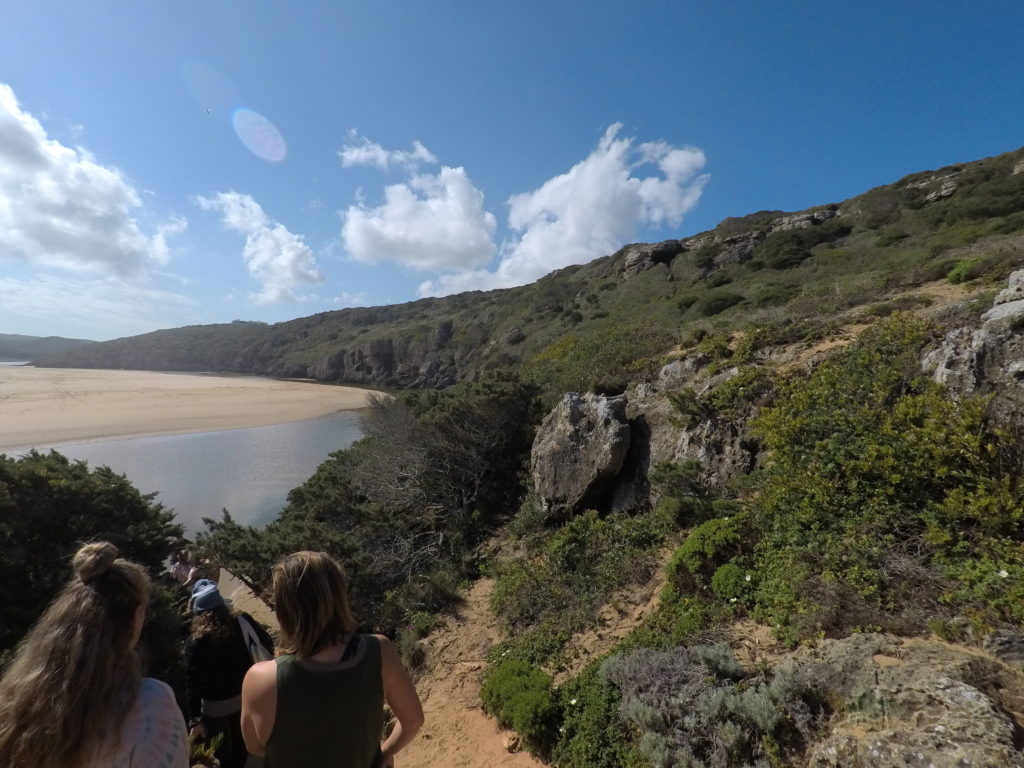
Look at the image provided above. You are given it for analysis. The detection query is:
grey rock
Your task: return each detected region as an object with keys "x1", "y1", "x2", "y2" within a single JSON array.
[
  {"x1": 798, "y1": 634, "x2": 1024, "y2": 768},
  {"x1": 995, "y1": 271, "x2": 1024, "y2": 306},
  {"x1": 530, "y1": 393, "x2": 631, "y2": 520},
  {"x1": 768, "y1": 207, "x2": 838, "y2": 232},
  {"x1": 630, "y1": 361, "x2": 761, "y2": 497},
  {"x1": 504, "y1": 327, "x2": 526, "y2": 345},
  {"x1": 620, "y1": 240, "x2": 684, "y2": 275},
  {"x1": 924, "y1": 270, "x2": 1024, "y2": 422},
  {"x1": 713, "y1": 231, "x2": 764, "y2": 268},
  {"x1": 984, "y1": 629, "x2": 1024, "y2": 669}
]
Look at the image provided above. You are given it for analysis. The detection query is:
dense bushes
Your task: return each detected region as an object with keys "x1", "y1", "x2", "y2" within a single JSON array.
[
  {"x1": 715, "y1": 315, "x2": 1024, "y2": 640},
  {"x1": 480, "y1": 661, "x2": 558, "y2": 753},
  {"x1": 603, "y1": 645, "x2": 826, "y2": 768},
  {"x1": 523, "y1": 324, "x2": 677, "y2": 401},
  {"x1": 198, "y1": 374, "x2": 541, "y2": 638},
  {"x1": 0, "y1": 451, "x2": 182, "y2": 652},
  {"x1": 491, "y1": 508, "x2": 671, "y2": 665},
  {"x1": 0, "y1": 451, "x2": 185, "y2": 692},
  {"x1": 753, "y1": 219, "x2": 852, "y2": 269}
]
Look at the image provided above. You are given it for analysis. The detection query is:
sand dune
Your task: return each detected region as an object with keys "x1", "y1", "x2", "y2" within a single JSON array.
[{"x1": 0, "y1": 367, "x2": 375, "y2": 453}]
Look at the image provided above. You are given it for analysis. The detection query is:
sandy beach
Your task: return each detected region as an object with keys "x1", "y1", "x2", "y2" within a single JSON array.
[{"x1": 0, "y1": 367, "x2": 375, "y2": 453}]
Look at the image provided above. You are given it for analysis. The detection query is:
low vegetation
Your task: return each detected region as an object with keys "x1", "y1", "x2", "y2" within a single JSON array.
[{"x1": 5, "y1": 146, "x2": 1024, "y2": 765}]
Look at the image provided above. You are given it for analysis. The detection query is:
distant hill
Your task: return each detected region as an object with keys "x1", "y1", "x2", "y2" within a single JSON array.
[
  {"x1": 0, "y1": 333, "x2": 95, "y2": 362},
  {"x1": 38, "y1": 146, "x2": 1024, "y2": 388}
]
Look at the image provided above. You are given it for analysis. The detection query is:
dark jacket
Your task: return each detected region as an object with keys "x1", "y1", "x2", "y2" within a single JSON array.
[{"x1": 184, "y1": 611, "x2": 274, "y2": 721}]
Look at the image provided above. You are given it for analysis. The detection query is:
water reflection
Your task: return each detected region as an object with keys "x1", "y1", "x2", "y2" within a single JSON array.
[{"x1": 39, "y1": 411, "x2": 362, "y2": 535}]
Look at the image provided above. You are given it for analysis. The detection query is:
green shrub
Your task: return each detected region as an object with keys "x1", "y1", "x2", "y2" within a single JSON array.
[
  {"x1": 481, "y1": 661, "x2": 558, "y2": 753},
  {"x1": 733, "y1": 319, "x2": 834, "y2": 362},
  {"x1": 755, "y1": 219, "x2": 852, "y2": 269},
  {"x1": 552, "y1": 662, "x2": 643, "y2": 768},
  {"x1": 673, "y1": 516, "x2": 743, "y2": 579},
  {"x1": 693, "y1": 290, "x2": 745, "y2": 317},
  {"x1": 711, "y1": 563, "x2": 748, "y2": 600},
  {"x1": 947, "y1": 257, "x2": 985, "y2": 283},
  {"x1": 524, "y1": 325, "x2": 676, "y2": 401},
  {"x1": 748, "y1": 314, "x2": 1024, "y2": 638},
  {"x1": 753, "y1": 280, "x2": 802, "y2": 307}
]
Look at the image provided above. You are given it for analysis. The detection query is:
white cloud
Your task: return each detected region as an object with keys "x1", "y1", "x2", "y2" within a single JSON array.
[
  {"x1": 419, "y1": 123, "x2": 708, "y2": 296},
  {"x1": 341, "y1": 166, "x2": 497, "y2": 271},
  {"x1": 0, "y1": 275, "x2": 199, "y2": 340},
  {"x1": 197, "y1": 191, "x2": 325, "y2": 304},
  {"x1": 332, "y1": 291, "x2": 369, "y2": 307},
  {"x1": 339, "y1": 131, "x2": 437, "y2": 172},
  {"x1": 0, "y1": 82, "x2": 181, "y2": 276}
]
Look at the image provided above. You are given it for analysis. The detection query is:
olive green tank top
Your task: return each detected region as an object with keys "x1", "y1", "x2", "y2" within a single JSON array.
[{"x1": 265, "y1": 635, "x2": 384, "y2": 768}]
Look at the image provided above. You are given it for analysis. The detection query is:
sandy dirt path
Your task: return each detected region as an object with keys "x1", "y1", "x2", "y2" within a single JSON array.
[
  {"x1": 0, "y1": 366, "x2": 375, "y2": 453},
  {"x1": 401, "y1": 578, "x2": 545, "y2": 768}
]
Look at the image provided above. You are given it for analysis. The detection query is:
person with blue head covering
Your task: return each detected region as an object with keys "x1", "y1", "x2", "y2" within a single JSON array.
[{"x1": 185, "y1": 575, "x2": 274, "y2": 768}]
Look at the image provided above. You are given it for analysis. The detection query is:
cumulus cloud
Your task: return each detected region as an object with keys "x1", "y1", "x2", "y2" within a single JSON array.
[
  {"x1": 0, "y1": 82, "x2": 181, "y2": 276},
  {"x1": 418, "y1": 124, "x2": 708, "y2": 296},
  {"x1": 332, "y1": 291, "x2": 368, "y2": 307},
  {"x1": 341, "y1": 166, "x2": 497, "y2": 271},
  {"x1": 339, "y1": 130, "x2": 437, "y2": 172},
  {"x1": 197, "y1": 191, "x2": 325, "y2": 304},
  {"x1": 0, "y1": 275, "x2": 199, "y2": 340}
]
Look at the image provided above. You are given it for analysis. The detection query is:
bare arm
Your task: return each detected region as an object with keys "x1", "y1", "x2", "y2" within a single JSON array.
[
  {"x1": 377, "y1": 635, "x2": 424, "y2": 765},
  {"x1": 240, "y1": 660, "x2": 278, "y2": 757}
]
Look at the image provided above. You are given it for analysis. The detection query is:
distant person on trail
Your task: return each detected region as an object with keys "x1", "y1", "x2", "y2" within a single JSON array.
[
  {"x1": 171, "y1": 549, "x2": 192, "y2": 584},
  {"x1": 240, "y1": 551, "x2": 424, "y2": 768},
  {"x1": 0, "y1": 541, "x2": 188, "y2": 768},
  {"x1": 185, "y1": 578, "x2": 275, "y2": 768}
]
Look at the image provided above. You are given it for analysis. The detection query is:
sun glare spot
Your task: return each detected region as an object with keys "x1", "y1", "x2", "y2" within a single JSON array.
[{"x1": 232, "y1": 108, "x2": 287, "y2": 163}]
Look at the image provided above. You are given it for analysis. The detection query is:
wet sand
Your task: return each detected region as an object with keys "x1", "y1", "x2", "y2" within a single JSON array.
[{"x1": 0, "y1": 367, "x2": 375, "y2": 453}]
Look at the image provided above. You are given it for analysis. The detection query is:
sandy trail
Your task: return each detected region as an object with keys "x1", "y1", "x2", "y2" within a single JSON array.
[
  {"x1": 401, "y1": 578, "x2": 545, "y2": 768},
  {"x1": 0, "y1": 367, "x2": 374, "y2": 453}
]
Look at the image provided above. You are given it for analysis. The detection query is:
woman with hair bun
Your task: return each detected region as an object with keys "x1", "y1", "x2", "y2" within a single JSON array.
[
  {"x1": 241, "y1": 550, "x2": 424, "y2": 768},
  {"x1": 0, "y1": 541, "x2": 188, "y2": 768}
]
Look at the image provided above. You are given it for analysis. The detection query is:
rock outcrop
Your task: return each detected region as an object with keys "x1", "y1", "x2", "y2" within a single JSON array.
[
  {"x1": 628, "y1": 359, "x2": 761, "y2": 497},
  {"x1": 794, "y1": 634, "x2": 1024, "y2": 767},
  {"x1": 619, "y1": 240, "x2": 685, "y2": 275},
  {"x1": 924, "y1": 268, "x2": 1024, "y2": 422},
  {"x1": 530, "y1": 393, "x2": 631, "y2": 521}
]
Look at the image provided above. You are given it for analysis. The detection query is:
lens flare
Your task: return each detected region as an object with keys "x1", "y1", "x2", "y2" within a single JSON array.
[{"x1": 232, "y1": 108, "x2": 287, "y2": 163}]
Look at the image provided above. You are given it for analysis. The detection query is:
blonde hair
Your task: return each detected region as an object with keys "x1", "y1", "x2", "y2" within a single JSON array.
[
  {"x1": 0, "y1": 542, "x2": 150, "y2": 768},
  {"x1": 272, "y1": 551, "x2": 356, "y2": 658}
]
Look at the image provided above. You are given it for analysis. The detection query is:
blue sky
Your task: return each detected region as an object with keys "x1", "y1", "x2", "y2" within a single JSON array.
[{"x1": 1, "y1": 1, "x2": 1022, "y2": 340}]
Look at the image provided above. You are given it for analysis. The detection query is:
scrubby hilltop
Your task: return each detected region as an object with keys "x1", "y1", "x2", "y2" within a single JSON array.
[
  {"x1": 8, "y1": 145, "x2": 1024, "y2": 767},
  {"x1": 38, "y1": 147, "x2": 1024, "y2": 396}
]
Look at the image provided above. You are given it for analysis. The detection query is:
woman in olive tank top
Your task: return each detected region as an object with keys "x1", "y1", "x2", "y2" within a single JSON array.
[{"x1": 240, "y1": 552, "x2": 424, "y2": 768}]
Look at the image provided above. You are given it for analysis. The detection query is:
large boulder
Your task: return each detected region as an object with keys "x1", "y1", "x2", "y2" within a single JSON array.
[
  {"x1": 628, "y1": 361, "x2": 761, "y2": 498},
  {"x1": 794, "y1": 634, "x2": 1024, "y2": 767},
  {"x1": 531, "y1": 393, "x2": 631, "y2": 520},
  {"x1": 924, "y1": 268, "x2": 1024, "y2": 422}
]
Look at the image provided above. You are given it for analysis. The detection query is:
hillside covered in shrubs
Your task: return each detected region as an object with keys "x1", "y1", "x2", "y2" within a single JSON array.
[{"x1": 6, "y1": 145, "x2": 1024, "y2": 766}]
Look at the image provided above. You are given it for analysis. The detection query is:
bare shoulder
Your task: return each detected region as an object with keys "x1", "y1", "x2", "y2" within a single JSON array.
[{"x1": 243, "y1": 659, "x2": 277, "y2": 692}]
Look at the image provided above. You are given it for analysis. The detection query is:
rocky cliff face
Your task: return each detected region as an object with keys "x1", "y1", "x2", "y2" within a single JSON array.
[
  {"x1": 529, "y1": 358, "x2": 762, "y2": 517},
  {"x1": 924, "y1": 268, "x2": 1024, "y2": 423}
]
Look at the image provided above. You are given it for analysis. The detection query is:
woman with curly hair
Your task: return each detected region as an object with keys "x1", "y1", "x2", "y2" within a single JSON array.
[
  {"x1": 241, "y1": 550, "x2": 424, "y2": 768},
  {"x1": 185, "y1": 578, "x2": 274, "y2": 768},
  {"x1": 0, "y1": 541, "x2": 188, "y2": 768}
]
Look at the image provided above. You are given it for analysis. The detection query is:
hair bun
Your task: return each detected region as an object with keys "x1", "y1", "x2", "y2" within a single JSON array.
[{"x1": 73, "y1": 541, "x2": 119, "y2": 582}]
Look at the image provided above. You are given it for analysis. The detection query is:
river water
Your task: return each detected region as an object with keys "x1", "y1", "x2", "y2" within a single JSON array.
[{"x1": 33, "y1": 411, "x2": 363, "y2": 535}]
